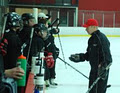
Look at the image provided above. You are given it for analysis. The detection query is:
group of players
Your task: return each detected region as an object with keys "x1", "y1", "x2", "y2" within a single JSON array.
[
  {"x1": 0, "y1": 12, "x2": 59, "y2": 93},
  {"x1": 0, "y1": 11, "x2": 112, "y2": 93}
]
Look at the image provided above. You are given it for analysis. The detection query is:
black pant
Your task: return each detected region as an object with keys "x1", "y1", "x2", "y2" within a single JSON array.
[
  {"x1": 0, "y1": 84, "x2": 5, "y2": 93},
  {"x1": 89, "y1": 71, "x2": 109, "y2": 93},
  {"x1": 44, "y1": 60, "x2": 56, "y2": 80}
]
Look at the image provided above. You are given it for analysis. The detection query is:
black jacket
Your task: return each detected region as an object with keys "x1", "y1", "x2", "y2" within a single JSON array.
[
  {"x1": 3, "y1": 30, "x2": 21, "y2": 69},
  {"x1": 0, "y1": 54, "x2": 5, "y2": 93},
  {"x1": 19, "y1": 26, "x2": 32, "y2": 45},
  {"x1": 85, "y1": 30, "x2": 112, "y2": 72},
  {"x1": 23, "y1": 34, "x2": 45, "y2": 65},
  {"x1": 30, "y1": 35, "x2": 44, "y2": 57},
  {"x1": 44, "y1": 34, "x2": 58, "y2": 59}
]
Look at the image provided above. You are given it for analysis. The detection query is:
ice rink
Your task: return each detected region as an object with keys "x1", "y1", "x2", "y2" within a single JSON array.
[{"x1": 43, "y1": 36, "x2": 120, "y2": 93}]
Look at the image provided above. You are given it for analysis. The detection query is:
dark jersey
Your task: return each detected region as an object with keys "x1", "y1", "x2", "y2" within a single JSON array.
[
  {"x1": 0, "y1": 54, "x2": 5, "y2": 93},
  {"x1": 3, "y1": 30, "x2": 21, "y2": 69},
  {"x1": 85, "y1": 30, "x2": 112, "y2": 72},
  {"x1": 44, "y1": 35, "x2": 58, "y2": 59},
  {"x1": 19, "y1": 26, "x2": 32, "y2": 45},
  {"x1": 23, "y1": 34, "x2": 45, "y2": 65}
]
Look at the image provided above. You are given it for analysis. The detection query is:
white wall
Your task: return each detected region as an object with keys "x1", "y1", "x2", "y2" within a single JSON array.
[{"x1": 58, "y1": 27, "x2": 120, "y2": 36}]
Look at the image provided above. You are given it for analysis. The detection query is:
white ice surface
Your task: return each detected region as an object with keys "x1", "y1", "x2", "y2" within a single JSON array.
[{"x1": 42, "y1": 36, "x2": 120, "y2": 93}]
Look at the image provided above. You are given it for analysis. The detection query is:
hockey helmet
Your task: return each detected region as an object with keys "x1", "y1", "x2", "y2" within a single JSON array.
[
  {"x1": 34, "y1": 23, "x2": 49, "y2": 40},
  {"x1": 5, "y1": 12, "x2": 23, "y2": 30},
  {"x1": 22, "y1": 13, "x2": 35, "y2": 21},
  {"x1": 22, "y1": 13, "x2": 35, "y2": 26}
]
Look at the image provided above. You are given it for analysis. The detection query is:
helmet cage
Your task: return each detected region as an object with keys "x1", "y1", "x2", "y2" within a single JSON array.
[{"x1": 6, "y1": 12, "x2": 23, "y2": 30}]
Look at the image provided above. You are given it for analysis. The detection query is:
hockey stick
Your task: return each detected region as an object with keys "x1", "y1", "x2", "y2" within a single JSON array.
[
  {"x1": 58, "y1": 57, "x2": 111, "y2": 88},
  {"x1": 57, "y1": 33, "x2": 64, "y2": 56},
  {"x1": 56, "y1": 22, "x2": 67, "y2": 68},
  {"x1": 26, "y1": 28, "x2": 34, "y2": 62},
  {"x1": 49, "y1": 18, "x2": 59, "y2": 28},
  {"x1": 86, "y1": 63, "x2": 112, "y2": 93},
  {"x1": 49, "y1": 18, "x2": 66, "y2": 64},
  {"x1": 58, "y1": 33, "x2": 67, "y2": 68},
  {"x1": 58, "y1": 57, "x2": 89, "y2": 79},
  {"x1": 1, "y1": 14, "x2": 7, "y2": 38}
]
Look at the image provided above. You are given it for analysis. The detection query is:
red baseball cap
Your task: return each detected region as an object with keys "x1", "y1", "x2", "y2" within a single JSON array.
[{"x1": 83, "y1": 19, "x2": 98, "y2": 27}]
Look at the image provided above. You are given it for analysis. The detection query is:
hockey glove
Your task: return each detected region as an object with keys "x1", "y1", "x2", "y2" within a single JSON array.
[
  {"x1": 50, "y1": 28, "x2": 59, "y2": 34},
  {"x1": 69, "y1": 53, "x2": 85, "y2": 63},
  {"x1": 44, "y1": 52, "x2": 54, "y2": 68},
  {"x1": 69, "y1": 54, "x2": 80, "y2": 62},
  {"x1": 0, "y1": 38, "x2": 8, "y2": 56},
  {"x1": 98, "y1": 65, "x2": 108, "y2": 80}
]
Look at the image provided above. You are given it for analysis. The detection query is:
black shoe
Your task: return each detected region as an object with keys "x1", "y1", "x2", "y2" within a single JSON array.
[
  {"x1": 45, "y1": 84, "x2": 50, "y2": 87},
  {"x1": 50, "y1": 79, "x2": 58, "y2": 86},
  {"x1": 45, "y1": 80, "x2": 50, "y2": 88},
  {"x1": 50, "y1": 82, "x2": 58, "y2": 86}
]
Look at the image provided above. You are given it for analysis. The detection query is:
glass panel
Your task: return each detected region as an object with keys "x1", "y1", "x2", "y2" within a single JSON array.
[
  {"x1": 68, "y1": 9, "x2": 74, "y2": 26},
  {"x1": 64, "y1": 0, "x2": 72, "y2": 5},
  {"x1": 49, "y1": 9, "x2": 75, "y2": 27},
  {"x1": 55, "y1": 0, "x2": 72, "y2": 5},
  {"x1": 60, "y1": 9, "x2": 68, "y2": 26},
  {"x1": 78, "y1": 10, "x2": 120, "y2": 27},
  {"x1": 51, "y1": 10, "x2": 59, "y2": 26},
  {"x1": 115, "y1": 12, "x2": 120, "y2": 27},
  {"x1": 55, "y1": 0, "x2": 63, "y2": 4}
]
